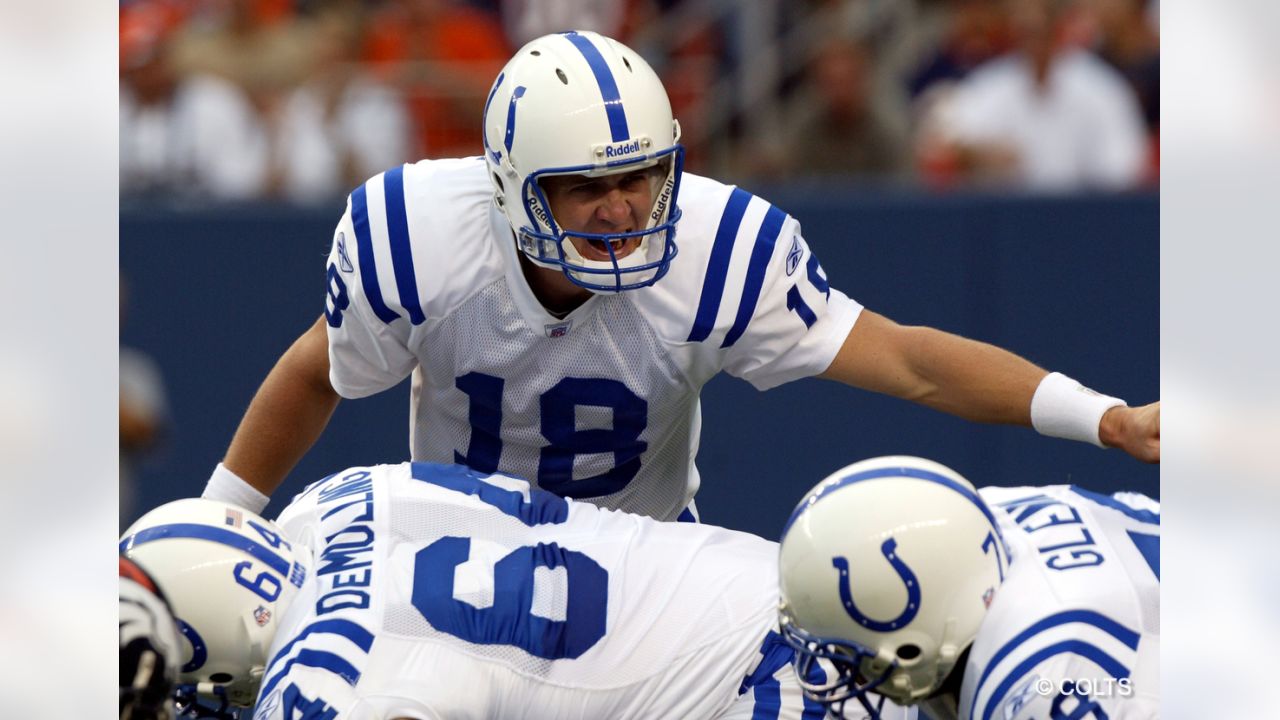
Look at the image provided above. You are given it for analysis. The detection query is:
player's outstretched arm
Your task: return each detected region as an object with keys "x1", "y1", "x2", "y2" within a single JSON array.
[
  {"x1": 819, "y1": 311, "x2": 1159, "y2": 462},
  {"x1": 205, "y1": 315, "x2": 341, "y2": 510}
]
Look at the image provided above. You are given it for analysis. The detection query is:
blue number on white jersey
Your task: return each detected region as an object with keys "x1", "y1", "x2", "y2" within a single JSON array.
[
  {"x1": 407, "y1": 462, "x2": 610, "y2": 658},
  {"x1": 452, "y1": 374, "x2": 649, "y2": 498}
]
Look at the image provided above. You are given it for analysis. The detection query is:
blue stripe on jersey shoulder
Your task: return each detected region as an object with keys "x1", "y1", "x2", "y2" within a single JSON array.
[
  {"x1": 722, "y1": 203, "x2": 788, "y2": 348},
  {"x1": 258, "y1": 649, "x2": 364, "y2": 700},
  {"x1": 1127, "y1": 530, "x2": 1160, "y2": 580},
  {"x1": 260, "y1": 619, "x2": 375, "y2": 700},
  {"x1": 561, "y1": 32, "x2": 629, "y2": 142},
  {"x1": 688, "y1": 188, "x2": 752, "y2": 342},
  {"x1": 979, "y1": 640, "x2": 1132, "y2": 720},
  {"x1": 1069, "y1": 486, "x2": 1160, "y2": 525},
  {"x1": 968, "y1": 610, "x2": 1139, "y2": 720},
  {"x1": 382, "y1": 166, "x2": 426, "y2": 325},
  {"x1": 739, "y1": 631, "x2": 793, "y2": 695},
  {"x1": 350, "y1": 181, "x2": 401, "y2": 324}
]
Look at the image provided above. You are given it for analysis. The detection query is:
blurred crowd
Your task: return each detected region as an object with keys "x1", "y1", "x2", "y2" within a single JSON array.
[{"x1": 120, "y1": 0, "x2": 1160, "y2": 202}]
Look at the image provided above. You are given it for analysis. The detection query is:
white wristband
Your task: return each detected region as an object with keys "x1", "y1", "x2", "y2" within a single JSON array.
[
  {"x1": 202, "y1": 463, "x2": 270, "y2": 514},
  {"x1": 1030, "y1": 372, "x2": 1126, "y2": 448}
]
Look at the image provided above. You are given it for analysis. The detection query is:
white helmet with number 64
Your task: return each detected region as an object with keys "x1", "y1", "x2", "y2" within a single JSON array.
[{"x1": 119, "y1": 498, "x2": 309, "y2": 710}]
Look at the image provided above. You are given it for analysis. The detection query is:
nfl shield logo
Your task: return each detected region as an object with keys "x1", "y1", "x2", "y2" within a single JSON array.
[
  {"x1": 254, "y1": 605, "x2": 272, "y2": 627},
  {"x1": 545, "y1": 320, "x2": 572, "y2": 338}
]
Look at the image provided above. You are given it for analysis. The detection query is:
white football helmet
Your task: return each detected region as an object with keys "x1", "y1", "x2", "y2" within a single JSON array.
[
  {"x1": 483, "y1": 30, "x2": 684, "y2": 293},
  {"x1": 778, "y1": 456, "x2": 1009, "y2": 718},
  {"x1": 119, "y1": 499, "x2": 309, "y2": 711}
]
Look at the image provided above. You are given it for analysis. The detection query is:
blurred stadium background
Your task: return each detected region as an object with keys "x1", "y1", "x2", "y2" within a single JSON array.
[{"x1": 119, "y1": 0, "x2": 1159, "y2": 538}]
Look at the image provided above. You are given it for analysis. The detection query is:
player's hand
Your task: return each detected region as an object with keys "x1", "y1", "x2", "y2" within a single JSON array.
[{"x1": 1099, "y1": 402, "x2": 1160, "y2": 463}]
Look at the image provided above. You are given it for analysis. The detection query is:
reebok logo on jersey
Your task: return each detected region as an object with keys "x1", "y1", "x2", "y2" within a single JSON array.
[
  {"x1": 545, "y1": 320, "x2": 572, "y2": 338},
  {"x1": 337, "y1": 232, "x2": 354, "y2": 273},
  {"x1": 786, "y1": 235, "x2": 802, "y2": 276}
]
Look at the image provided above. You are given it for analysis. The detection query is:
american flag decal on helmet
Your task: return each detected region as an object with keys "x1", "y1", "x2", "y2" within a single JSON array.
[{"x1": 225, "y1": 508, "x2": 243, "y2": 528}]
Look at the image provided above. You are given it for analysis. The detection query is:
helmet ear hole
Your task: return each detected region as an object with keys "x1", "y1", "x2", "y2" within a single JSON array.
[
  {"x1": 896, "y1": 644, "x2": 922, "y2": 663},
  {"x1": 209, "y1": 672, "x2": 233, "y2": 683},
  {"x1": 555, "y1": 68, "x2": 568, "y2": 85}
]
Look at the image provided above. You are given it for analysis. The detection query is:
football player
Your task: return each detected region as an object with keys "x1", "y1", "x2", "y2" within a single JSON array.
[
  {"x1": 122, "y1": 461, "x2": 916, "y2": 719},
  {"x1": 202, "y1": 31, "x2": 1159, "y2": 519},
  {"x1": 779, "y1": 456, "x2": 1158, "y2": 719}
]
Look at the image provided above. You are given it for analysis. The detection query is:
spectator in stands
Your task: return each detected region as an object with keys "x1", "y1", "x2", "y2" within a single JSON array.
[
  {"x1": 121, "y1": 0, "x2": 275, "y2": 200},
  {"x1": 908, "y1": 0, "x2": 1013, "y2": 99},
  {"x1": 779, "y1": 35, "x2": 910, "y2": 180},
  {"x1": 915, "y1": 0, "x2": 1147, "y2": 190},
  {"x1": 499, "y1": 0, "x2": 630, "y2": 48},
  {"x1": 1085, "y1": 0, "x2": 1159, "y2": 174},
  {"x1": 120, "y1": 0, "x2": 186, "y2": 194},
  {"x1": 275, "y1": 1, "x2": 412, "y2": 202},
  {"x1": 363, "y1": 0, "x2": 510, "y2": 158}
]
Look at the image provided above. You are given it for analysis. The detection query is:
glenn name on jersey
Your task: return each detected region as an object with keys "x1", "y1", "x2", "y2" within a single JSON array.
[
  {"x1": 322, "y1": 158, "x2": 861, "y2": 519},
  {"x1": 250, "y1": 461, "x2": 824, "y2": 719},
  {"x1": 937, "y1": 485, "x2": 1160, "y2": 720}
]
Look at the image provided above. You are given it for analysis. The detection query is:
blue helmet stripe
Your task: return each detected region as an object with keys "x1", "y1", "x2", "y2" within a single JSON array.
[
  {"x1": 382, "y1": 166, "x2": 425, "y2": 325},
  {"x1": 966, "y1": 610, "x2": 1140, "y2": 720},
  {"x1": 688, "y1": 188, "x2": 751, "y2": 342},
  {"x1": 562, "y1": 32, "x2": 630, "y2": 142},
  {"x1": 979, "y1": 640, "x2": 1132, "y2": 720},
  {"x1": 483, "y1": 72, "x2": 504, "y2": 163},
  {"x1": 723, "y1": 203, "x2": 787, "y2": 348},
  {"x1": 781, "y1": 465, "x2": 1001, "y2": 540},
  {"x1": 351, "y1": 182, "x2": 401, "y2": 324},
  {"x1": 504, "y1": 85, "x2": 527, "y2": 153},
  {"x1": 119, "y1": 523, "x2": 293, "y2": 576}
]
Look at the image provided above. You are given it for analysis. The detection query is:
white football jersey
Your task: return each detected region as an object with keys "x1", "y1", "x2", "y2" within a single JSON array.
[
  {"x1": 936, "y1": 485, "x2": 1160, "y2": 720},
  {"x1": 322, "y1": 158, "x2": 861, "y2": 519},
  {"x1": 250, "y1": 461, "x2": 824, "y2": 720}
]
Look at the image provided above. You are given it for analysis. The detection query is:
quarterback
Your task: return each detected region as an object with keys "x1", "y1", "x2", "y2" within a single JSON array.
[
  {"x1": 122, "y1": 461, "x2": 917, "y2": 719},
  {"x1": 202, "y1": 31, "x2": 1159, "y2": 518},
  {"x1": 779, "y1": 456, "x2": 1158, "y2": 719}
]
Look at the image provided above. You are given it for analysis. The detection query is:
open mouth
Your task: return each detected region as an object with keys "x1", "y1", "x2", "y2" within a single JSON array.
[{"x1": 583, "y1": 236, "x2": 639, "y2": 261}]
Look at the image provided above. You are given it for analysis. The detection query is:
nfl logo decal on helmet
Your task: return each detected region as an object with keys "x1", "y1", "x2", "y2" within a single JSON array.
[
  {"x1": 777, "y1": 456, "x2": 1008, "y2": 718},
  {"x1": 483, "y1": 30, "x2": 684, "y2": 293}
]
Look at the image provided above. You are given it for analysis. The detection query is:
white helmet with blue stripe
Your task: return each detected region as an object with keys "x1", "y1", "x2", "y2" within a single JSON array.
[
  {"x1": 483, "y1": 30, "x2": 683, "y2": 293},
  {"x1": 778, "y1": 456, "x2": 1009, "y2": 718},
  {"x1": 119, "y1": 499, "x2": 308, "y2": 712}
]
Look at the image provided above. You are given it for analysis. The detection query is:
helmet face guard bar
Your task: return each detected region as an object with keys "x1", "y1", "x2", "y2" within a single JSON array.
[
  {"x1": 781, "y1": 617, "x2": 897, "y2": 720},
  {"x1": 518, "y1": 144, "x2": 685, "y2": 293}
]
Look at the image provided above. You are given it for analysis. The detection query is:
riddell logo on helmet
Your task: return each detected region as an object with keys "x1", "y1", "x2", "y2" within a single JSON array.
[{"x1": 603, "y1": 139, "x2": 642, "y2": 158}]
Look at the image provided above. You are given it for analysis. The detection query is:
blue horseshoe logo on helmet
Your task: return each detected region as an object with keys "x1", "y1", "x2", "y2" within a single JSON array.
[{"x1": 832, "y1": 538, "x2": 921, "y2": 632}]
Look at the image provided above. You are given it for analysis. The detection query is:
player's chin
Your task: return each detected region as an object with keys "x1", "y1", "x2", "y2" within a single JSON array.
[{"x1": 579, "y1": 236, "x2": 641, "y2": 262}]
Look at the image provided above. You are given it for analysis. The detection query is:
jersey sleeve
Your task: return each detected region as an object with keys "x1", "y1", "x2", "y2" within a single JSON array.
[
  {"x1": 324, "y1": 172, "x2": 421, "y2": 399},
  {"x1": 252, "y1": 665, "x2": 365, "y2": 720},
  {"x1": 720, "y1": 214, "x2": 861, "y2": 391}
]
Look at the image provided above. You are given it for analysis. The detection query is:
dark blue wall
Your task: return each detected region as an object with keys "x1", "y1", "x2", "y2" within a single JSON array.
[{"x1": 120, "y1": 189, "x2": 1158, "y2": 539}]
